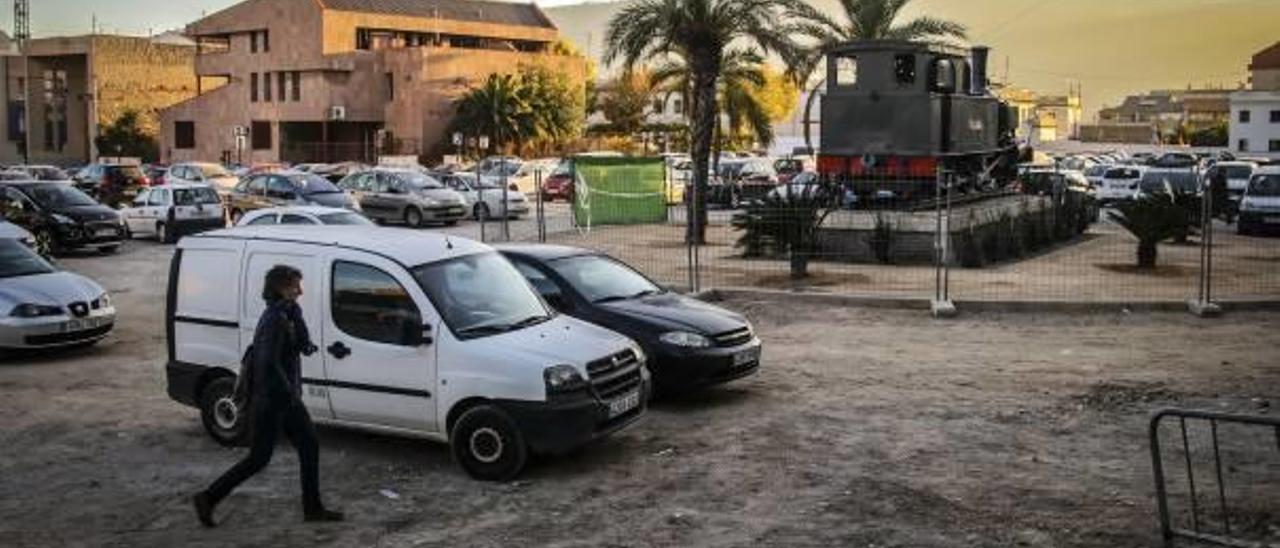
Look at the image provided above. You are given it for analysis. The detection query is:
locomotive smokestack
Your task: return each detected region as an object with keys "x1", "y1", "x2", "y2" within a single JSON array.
[{"x1": 971, "y1": 45, "x2": 990, "y2": 95}]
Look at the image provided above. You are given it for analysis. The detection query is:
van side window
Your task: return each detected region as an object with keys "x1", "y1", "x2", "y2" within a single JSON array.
[
  {"x1": 246, "y1": 214, "x2": 278, "y2": 225},
  {"x1": 332, "y1": 261, "x2": 422, "y2": 346}
]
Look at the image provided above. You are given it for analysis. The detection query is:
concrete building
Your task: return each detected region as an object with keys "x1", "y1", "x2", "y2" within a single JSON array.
[
  {"x1": 1248, "y1": 41, "x2": 1280, "y2": 91},
  {"x1": 993, "y1": 84, "x2": 1080, "y2": 144},
  {"x1": 0, "y1": 34, "x2": 198, "y2": 166},
  {"x1": 1094, "y1": 88, "x2": 1230, "y2": 143},
  {"x1": 160, "y1": 0, "x2": 586, "y2": 166},
  {"x1": 1230, "y1": 42, "x2": 1280, "y2": 159}
]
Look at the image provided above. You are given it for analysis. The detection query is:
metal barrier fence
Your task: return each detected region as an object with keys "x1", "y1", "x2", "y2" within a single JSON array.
[
  {"x1": 472, "y1": 162, "x2": 1278, "y2": 309},
  {"x1": 1149, "y1": 408, "x2": 1280, "y2": 547}
]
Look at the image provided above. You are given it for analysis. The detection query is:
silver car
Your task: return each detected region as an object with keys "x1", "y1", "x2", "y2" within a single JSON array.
[
  {"x1": 0, "y1": 239, "x2": 116, "y2": 349},
  {"x1": 439, "y1": 172, "x2": 530, "y2": 220},
  {"x1": 337, "y1": 168, "x2": 467, "y2": 227}
]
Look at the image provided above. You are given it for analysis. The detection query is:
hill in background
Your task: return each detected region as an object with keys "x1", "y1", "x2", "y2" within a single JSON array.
[{"x1": 544, "y1": 0, "x2": 1278, "y2": 118}]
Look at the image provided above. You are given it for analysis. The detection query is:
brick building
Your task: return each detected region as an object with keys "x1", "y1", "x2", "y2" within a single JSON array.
[
  {"x1": 159, "y1": 0, "x2": 587, "y2": 166},
  {"x1": 0, "y1": 34, "x2": 198, "y2": 166}
]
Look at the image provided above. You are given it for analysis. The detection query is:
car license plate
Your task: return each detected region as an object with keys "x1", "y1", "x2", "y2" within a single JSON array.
[
  {"x1": 733, "y1": 347, "x2": 760, "y2": 367},
  {"x1": 1264, "y1": 216, "x2": 1280, "y2": 224},
  {"x1": 96, "y1": 227, "x2": 117, "y2": 237},
  {"x1": 608, "y1": 389, "x2": 641, "y2": 418}
]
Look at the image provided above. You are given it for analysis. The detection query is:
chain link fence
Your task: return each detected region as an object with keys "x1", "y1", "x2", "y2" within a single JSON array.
[{"x1": 469, "y1": 160, "x2": 1278, "y2": 309}]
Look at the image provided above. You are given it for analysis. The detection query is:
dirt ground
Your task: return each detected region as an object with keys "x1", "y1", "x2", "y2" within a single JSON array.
[
  {"x1": 544, "y1": 215, "x2": 1280, "y2": 302},
  {"x1": 2, "y1": 241, "x2": 1279, "y2": 547}
]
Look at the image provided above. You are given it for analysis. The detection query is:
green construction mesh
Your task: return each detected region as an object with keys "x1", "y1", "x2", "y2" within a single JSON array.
[{"x1": 571, "y1": 156, "x2": 667, "y2": 227}]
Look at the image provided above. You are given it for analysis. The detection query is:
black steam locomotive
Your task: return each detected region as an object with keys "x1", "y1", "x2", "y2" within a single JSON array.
[{"x1": 818, "y1": 40, "x2": 1022, "y2": 201}]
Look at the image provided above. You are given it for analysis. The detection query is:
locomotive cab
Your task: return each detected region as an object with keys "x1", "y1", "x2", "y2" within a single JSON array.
[{"x1": 818, "y1": 40, "x2": 1020, "y2": 201}]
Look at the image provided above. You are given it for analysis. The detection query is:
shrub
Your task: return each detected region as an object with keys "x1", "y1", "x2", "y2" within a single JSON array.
[{"x1": 732, "y1": 185, "x2": 838, "y2": 278}]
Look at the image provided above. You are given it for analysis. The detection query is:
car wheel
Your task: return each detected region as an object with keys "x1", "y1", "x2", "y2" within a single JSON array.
[
  {"x1": 404, "y1": 207, "x2": 424, "y2": 228},
  {"x1": 474, "y1": 203, "x2": 491, "y2": 221},
  {"x1": 199, "y1": 376, "x2": 249, "y2": 447},
  {"x1": 450, "y1": 404, "x2": 528, "y2": 481},
  {"x1": 444, "y1": 220, "x2": 459, "y2": 226},
  {"x1": 230, "y1": 210, "x2": 244, "y2": 225},
  {"x1": 98, "y1": 245, "x2": 119, "y2": 254},
  {"x1": 33, "y1": 228, "x2": 55, "y2": 257}
]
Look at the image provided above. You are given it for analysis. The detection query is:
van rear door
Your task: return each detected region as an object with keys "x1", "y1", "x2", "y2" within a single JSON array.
[
  {"x1": 321, "y1": 250, "x2": 437, "y2": 432},
  {"x1": 240, "y1": 243, "x2": 333, "y2": 419}
]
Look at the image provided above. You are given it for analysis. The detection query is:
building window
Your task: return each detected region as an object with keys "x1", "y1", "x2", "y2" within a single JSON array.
[
  {"x1": 263, "y1": 72, "x2": 272, "y2": 102},
  {"x1": 385, "y1": 72, "x2": 394, "y2": 102},
  {"x1": 1271, "y1": 140, "x2": 1280, "y2": 152},
  {"x1": 262, "y1": 30, "x2": 269, "y2": 53},
  {"x1": 249, "y1": 32, "x2": 257, "y2": 53},
  {"x1": 673, "y1": 98, "x2": 683, "y2": 115},
  {"x1": 291, "y1": 71, "x2": 301, "y2": 101},
  {"x1": 277, "y1": 72, "x2": 286, "y2": 102},
  {"x1": 175, "y1": 121, "x2": 195, "y2": 149},
  {"x1": 1238, "y1": 138, "x2": 1248, "y2": 152},
  {"x1": 250, "y1": 72, "x2": 258, "y2": 102},
  {"x1": 1271, "y1": 110, "x2": 1280, "y2": 123},
  {"x1": 251, "y1": 121, "x2": 272, "y2": 150},
  {"x1": 1239, "y1": 110, "x2": 1250, "y2": 123}
]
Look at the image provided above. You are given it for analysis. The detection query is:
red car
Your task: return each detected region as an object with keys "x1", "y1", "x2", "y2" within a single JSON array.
[{"x1": 540, "y1": 163, "x2": 574, "y2": 202}]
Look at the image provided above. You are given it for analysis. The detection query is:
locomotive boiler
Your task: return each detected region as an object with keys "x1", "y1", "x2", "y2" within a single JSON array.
[{"x1": 817, "y1": 40, "x2": 1021, "y2": 202}]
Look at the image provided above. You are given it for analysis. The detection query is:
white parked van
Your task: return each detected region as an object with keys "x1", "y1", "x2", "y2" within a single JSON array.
[{"x1": 165, "y1": 226, "x2": 650, "y2": 480}]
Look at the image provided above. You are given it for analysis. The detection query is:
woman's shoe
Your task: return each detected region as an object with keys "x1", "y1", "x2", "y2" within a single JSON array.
[
  {"x1": 304, "y1": 507, "x2": 345, "y2": 523},
  {"x1": 193, "y1": 492, "x2": 216, "y2": 528}
]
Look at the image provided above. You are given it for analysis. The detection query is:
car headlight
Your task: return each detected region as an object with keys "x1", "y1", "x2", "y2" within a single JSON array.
[
  {"x1": 659, "y1": 331, "x2": 711, "y2": 348},
  {"x1": 93, "y1": 293, "x2": 111, "y2": 309},
  {"x1": 1240, "y1": 198, "x2": 1256, "y2": 212},
  {"x1": 10, "y1": 303, "x2": 64, "y2": 318},
  {"x1": 543, "y1": 364, "x2": 587, "y2": 393},
  {"x1": 51, "y1": 213, "x2": 76, "y2": 225},
  {"x1": 420, "y1": 197, "x2": 439, "y2": 206}
]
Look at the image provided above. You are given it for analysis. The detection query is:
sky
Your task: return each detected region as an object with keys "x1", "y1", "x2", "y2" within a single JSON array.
[{"x1": 0, "y1": 0, "x2": 597, "y2": 36}]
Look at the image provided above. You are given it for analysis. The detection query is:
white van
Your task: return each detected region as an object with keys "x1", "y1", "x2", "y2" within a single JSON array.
[{"x1": 164, "y1": 226, "x2": 650, "y2": 480}]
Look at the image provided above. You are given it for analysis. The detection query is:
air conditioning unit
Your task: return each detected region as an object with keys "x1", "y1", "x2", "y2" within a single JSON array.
[{"x1": 329, "y1": 106, "x2": 346, "y2": 121}]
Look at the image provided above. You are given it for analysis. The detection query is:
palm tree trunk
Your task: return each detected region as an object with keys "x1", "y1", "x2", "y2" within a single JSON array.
[
  {"x1": 1137, "y1": 239, "x2": 1157, "y2": 268},
  {"x1": 688, "y1": 59, "x2": 719, "y2": 245},
  {"x1": 802, "y1": 77, "x2": 825, "y2": 153}
]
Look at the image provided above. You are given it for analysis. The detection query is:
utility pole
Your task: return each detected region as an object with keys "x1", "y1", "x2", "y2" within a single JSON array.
[{"x1": 16, "y1": 0, "x2": 31, "y2": 164}]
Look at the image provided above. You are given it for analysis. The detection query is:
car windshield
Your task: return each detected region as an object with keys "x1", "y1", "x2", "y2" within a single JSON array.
[
  {"x1": 25, "y1": 183, "x2": 98, "y2": 208},
  {"x1": 200, "y1": 164, "x2": 232, "y2": 178},
  {"x1": 290, "y1": 173, "x2": 342, "y2": 194},
  {"x1": 107, "y1": 165, "x2": 145, "y2": 179},
  {"x1": 547, "y1": 254, "x2": 661, "y2": 303},
  {"x1": 400, "y1": 171, "x2": 444, "y2": 189},
  {"x1": 29, "y1": 167, "x2": 69, "y2": 180},
  {"x1": 411, "y1": 251, "x2": 550, "y2": 337},
  {"x1": 318, "y1": 211, "x2": 373, "y2": 225},
  {"x1": 1140, "y1": 171, "x2": 1198, "y2": 193},
  {"x1": 173, "y1": 187, "x2": 221, "y2": 205},
  {"x1": 1221, "y1": 165, "x2": 1253, "y2": 179},
  {"x1": 0, "y1": 238, "x2": 55, "y2": 278},
  {"x1": 1247, "y1": 174, "x2": 1280, "y2": 197}
]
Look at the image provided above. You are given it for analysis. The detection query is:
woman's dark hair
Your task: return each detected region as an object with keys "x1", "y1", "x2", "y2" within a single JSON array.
[{"x1": 262, "y1": 265, "x2": 303, "y2": 303}]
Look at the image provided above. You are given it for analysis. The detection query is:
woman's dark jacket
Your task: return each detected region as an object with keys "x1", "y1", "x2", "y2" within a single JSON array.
[{"x1": 237, "y1": 299, "x2": 315, "y2": 404}]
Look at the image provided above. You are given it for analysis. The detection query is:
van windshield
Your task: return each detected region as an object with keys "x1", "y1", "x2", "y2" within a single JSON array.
[{"x1": 411, "y1": 251, "x2": 550, "y2": 337}]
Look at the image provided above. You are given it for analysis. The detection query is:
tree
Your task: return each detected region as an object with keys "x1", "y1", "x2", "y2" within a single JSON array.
[
  {"x1": 791, "y1": 0, "x2": 968, "y2": 150},
  {"x1": 605, "y1": 0, "x2": 810, "y2": 244},
  {"x1": 651, "y1": 49, "x2": 777, "y2": 158},
  {"x1": 597, "y1": 69, "x2": 655, "y2": 136},
  {"x1": 449, "y1": 66, "x2": 585, "y2": 157},
  {"x1": 95, "y1": 110, "x2": 158, "y2": 162},
  {"x1": 1107, "y1": 189, "x2": 1193, "y2": 269}
]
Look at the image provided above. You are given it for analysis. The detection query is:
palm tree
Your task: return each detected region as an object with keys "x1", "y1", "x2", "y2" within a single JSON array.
[
  {"x1": 605, "y1": 0, "x2": 809, "y2": 244},
  {"x1": 791, "y1": 0, "x2": 968, "y2": 150},
  {"x1": 651, "y1": 49, "x2": 774, "y2": 169},
  {"x1": 451, "y1": 73, "x2": 536, "y2": 154}
]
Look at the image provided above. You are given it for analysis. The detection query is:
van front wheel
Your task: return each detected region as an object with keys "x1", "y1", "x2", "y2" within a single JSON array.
[
  {"x1": 450, "y1": 404, "x2": 528, "y2": 481},
  {"x1": 200, "y1": 376, "x2": 249, "y2": 447}
]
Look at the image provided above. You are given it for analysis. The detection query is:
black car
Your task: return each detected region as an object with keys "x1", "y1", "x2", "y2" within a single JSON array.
[
  {"x1": 0, "y1": 181, "x2": 125, "y2": 255},
  {"x1": 73, "y1": 163, "x2": 149, "y2": 207},
  {"x1": 498, "y1": 244, "x2": 762, "y2": 394}
]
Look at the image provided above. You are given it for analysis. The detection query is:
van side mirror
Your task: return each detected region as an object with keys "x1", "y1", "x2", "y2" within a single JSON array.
[{"x1": 404, "y1": 323, "x2": 433, "y2": 346}]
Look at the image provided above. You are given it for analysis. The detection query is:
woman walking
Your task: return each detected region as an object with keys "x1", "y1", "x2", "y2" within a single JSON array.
[{"x1": 193, "y1": 265, "x2": 343, "y2": 526}]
